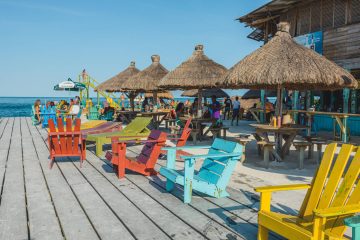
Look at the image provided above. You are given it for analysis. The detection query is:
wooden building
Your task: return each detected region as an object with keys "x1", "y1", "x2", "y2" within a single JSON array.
[{"x1": 239, "y1": 0, "x2": 360, "y2": 135}]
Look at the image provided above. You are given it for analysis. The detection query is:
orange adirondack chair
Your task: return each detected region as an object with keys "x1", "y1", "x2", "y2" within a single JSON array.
[
  {"x1": 48, "y1": 118, "x2": 86, "y2": 169},
  {"x1": 106, "y1": 130, "x2": 167, "y2": 178}
]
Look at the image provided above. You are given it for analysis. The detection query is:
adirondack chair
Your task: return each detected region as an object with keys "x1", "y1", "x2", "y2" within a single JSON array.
[
  {"x1": 31, "y1": 105, "x2": 40, "y2": 125},
  {"x1": 48, "y1": 118, "x2": 86, "y2": 169},
  {"x1": 161, "y1": 117, "x2": 192, "y2": 158},
  {"x1": 87, "y1": 106, "x2": 99, "y2": 120},
  {"x1": 41, "y1": 106, "x2": 57, "y2": 128},
  {"x1": 160, "y1": 138, "x2": 242, "y2": 203},
  {"x1": 255, "y1": 143, "x2": 360, "y2": 240},
  {"x1": 106, "y1": 130, "x2": 167, "y2": 178},
  {"x1": 345, "y1": 215, "x2": 360, "y2": 240},
  {"x1": 86, "y1": 117, "x2": 152, "y2": 156}
]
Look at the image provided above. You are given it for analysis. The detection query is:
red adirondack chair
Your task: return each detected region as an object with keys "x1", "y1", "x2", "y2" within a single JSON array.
[
  {"x1": 162, "y1": 117, "x2": 192, "y2": 157},
  {"x1": 106, "y1": 130, "x2": 167, "y2": 178},
  {"x1": 48, "y1": 118, "x2": 86, "y2": 169}
]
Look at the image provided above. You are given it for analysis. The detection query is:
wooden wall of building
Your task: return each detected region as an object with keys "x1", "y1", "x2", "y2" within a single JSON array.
[{"x1": 323, "y1": 22, "x2": 360, "y2": 69}]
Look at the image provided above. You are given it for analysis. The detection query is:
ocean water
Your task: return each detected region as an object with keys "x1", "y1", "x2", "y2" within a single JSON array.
[{"x1": 0, "y1": 97, "x2": 195, "y2": 118}]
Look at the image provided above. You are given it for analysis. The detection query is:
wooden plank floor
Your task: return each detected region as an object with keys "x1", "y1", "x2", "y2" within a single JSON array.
[{"x1": 0, "y1": 117, "x2": 277, "y2": 240}]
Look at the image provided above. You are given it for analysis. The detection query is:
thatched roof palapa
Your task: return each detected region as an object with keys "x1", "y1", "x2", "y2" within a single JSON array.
[
  {"x1": 122, "y1": 55, "x2": 168, "y2": 93},
  {"x1": 158, "y1": 45, "x2": 228, "y2": 90},
  {"x1": 222, "y1": 22, "x2": 358, "y2": 90},
  {"x1": 95, "y1": 61, "x2": 140, "y2": 92},
  {"x1": 182, "y1": 89, "x2": 229, "y2": 98}
]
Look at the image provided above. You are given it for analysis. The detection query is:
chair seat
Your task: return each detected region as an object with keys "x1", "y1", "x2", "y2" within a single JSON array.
[{"x1": 160, "y1": 167, "x2": 217, "y2": 185}]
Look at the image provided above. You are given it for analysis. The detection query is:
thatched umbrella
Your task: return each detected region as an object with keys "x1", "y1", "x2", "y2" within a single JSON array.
[
  {"x1": 95, "y1": 61, "x2": 140, "y2": 110},
  {"x1": 122, "y1": 55, "x2": 168, "y2": 105},
  {"x1": 159, "y1": 44, "x2": 227, "y2": 116},
  {"x1": 222, "y1": 22, "x2": 357, "y2": 122},
  {"x1": 95, "y1": 61, "x2": 140, "y2": 92},
  {"x1": 182, "y1": 88, "x2": 229, "y2": 98}
]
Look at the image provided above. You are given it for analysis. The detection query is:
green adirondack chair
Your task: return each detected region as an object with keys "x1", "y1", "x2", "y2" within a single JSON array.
[
  {"x1": 86, "y1": 117, "x2": 152, "y2": 156},
  {"x1": 160, "y1": 138, "x2": 242, "y2": 203},
  {"x1": 87, "y1": 106, "x2": 99, "y2": 120},
  {"x1": 345, "y1": 215, "x2": 360, "y2": 240}
]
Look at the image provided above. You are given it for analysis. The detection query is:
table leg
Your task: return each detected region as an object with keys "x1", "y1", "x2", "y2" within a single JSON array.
[{"x1": 281, "y1": 132, "x2": 296, "y2": 158}]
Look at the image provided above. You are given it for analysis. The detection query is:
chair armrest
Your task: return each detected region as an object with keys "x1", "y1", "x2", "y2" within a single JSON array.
[
  {"x1": 255, "y1": 184, "x2": 311, "y2": 193},
  {"x1": 313, "y1": 204, "x2": 360, "y2": 218},
  {"x1": 161, "y1": 146, "x2": 211, "y2": 151},
  {"x1": 115, "y1": 139, "x2": 166, "y2": 144},
  {"x1": 181, "y1": 152, "x2": 241, "y2": 160}
]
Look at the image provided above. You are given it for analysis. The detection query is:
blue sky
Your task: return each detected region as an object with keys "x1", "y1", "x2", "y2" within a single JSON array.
[{"x1": 0, "y1": 0, "x2": 269, "y2": 98}]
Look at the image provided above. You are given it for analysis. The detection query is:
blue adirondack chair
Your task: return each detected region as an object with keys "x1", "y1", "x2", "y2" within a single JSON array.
[
  {"x1": 88, "y1": 106, "x2": 99, "y2": 120},
  {"x1": 345, "y1": 215, "x2": 360, "y2": 240},
  {"x1": 160, "y1": 138, "x2": 242, "y2": 203},
  {"x1": 41, "y1": 106, "x2": 57, "y2": 128}
]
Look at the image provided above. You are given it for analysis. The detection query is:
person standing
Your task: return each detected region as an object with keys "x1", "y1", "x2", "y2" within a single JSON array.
[
  {"x1": 223, "y1": 97, "x2": 232, "y2": 120},
  {"x1": 231, "y1": 96, "x2": 241, "y2": 126},
  {"x1": 210, "y1": 95, "x2": 221, "y2": 126}
]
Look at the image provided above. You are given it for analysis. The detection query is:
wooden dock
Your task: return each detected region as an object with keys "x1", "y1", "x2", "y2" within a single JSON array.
[{"x1": 0, "y1": 117, "x2": 273, "y2": 240}]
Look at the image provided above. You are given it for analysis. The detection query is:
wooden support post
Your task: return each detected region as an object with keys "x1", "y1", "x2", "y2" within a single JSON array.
[
  {"x1": 292, "y1": 91, "x2": 299, "y2": 123},
  {"x1": 351, "y1": 89, "x2": 357, "y2": 114},
  {"x1": 343, "y1": 88, "x2": 350, "y2": 143},
  {"x1": 260, "y1": 89, "x2": 265, "y2": 123}
]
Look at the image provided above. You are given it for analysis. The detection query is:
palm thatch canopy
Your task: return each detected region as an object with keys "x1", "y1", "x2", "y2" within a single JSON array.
[
  {"x1": 182, "y1": 88, "x2": 229, "y2": 98},
  {"x1": 95, "y1": 61, "x2": 140, "y2": 92},
  {"x1": 241, "y1": 90, "x2": 277, "y2": 99},
  {"x1": 145, "y1": 91, "x2": 173, "y2": 99},
  {"x1": 122, "y1": 55, "x2": 168, "y2": 93},
  {"x1": 222, "y1": 22, "x2": 358, "y2": 90},
  {"x1": 158, "y1": 45, "x2": 228, "y2": 90}
]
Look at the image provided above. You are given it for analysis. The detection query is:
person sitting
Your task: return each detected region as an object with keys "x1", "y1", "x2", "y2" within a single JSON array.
[
  {"x1": 142, "y1": 97, "x2": 149, "y2": 112},
  {"x1": 170, "y1": 102, "x2": 185, "y2": 134},
  {"x1": 34, "y1": 99, "x2": 42, "y2": 123},
  {"x1": 190, "y1": 98, "x2": 198, "y2": 116},
  {"x1": 99, "y1": 101, "x2": 114, "y2": 117},
  {"x1": 265, "y1": 98, "x2": 275, "y2": 122}
]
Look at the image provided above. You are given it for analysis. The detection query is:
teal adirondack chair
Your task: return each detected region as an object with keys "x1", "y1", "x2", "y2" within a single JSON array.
[
  {"x1": 41, "y1": 106, "x2": 57, "y2": 128},
  {"x1": 160, "y1": 138, "x2": 242, "y2": 203},
  {"x1": 88, "y1": 106, "x2": 99, "y2": 120},
  {"x1": 345, "y1": 215, "x2": 360, "y2": 240}
]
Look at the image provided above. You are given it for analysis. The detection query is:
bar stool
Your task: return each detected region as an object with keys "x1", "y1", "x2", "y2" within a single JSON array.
[
  {"x1": 237, "y1": 138, "x2": 252, "y2": 163},
  {"x1": 312, "y1": 140, "x2": 326, "y2": 164},
  {"x1": 293, "y1": 141, "x2": 311, "y2": 170}
]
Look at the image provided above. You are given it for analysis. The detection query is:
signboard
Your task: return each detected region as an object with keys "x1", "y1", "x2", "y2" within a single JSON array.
[{"x1": 294, "y1": 31, "x2": 323, "y2": 55}]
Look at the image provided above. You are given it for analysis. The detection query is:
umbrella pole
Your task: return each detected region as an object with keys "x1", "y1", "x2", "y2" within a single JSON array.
[
  {"x1": 275, "y1": 85, "x2": 283, "y2": 161},
  {"x1": 198, "y1": 89, "x2": 202, "y2": 117}
]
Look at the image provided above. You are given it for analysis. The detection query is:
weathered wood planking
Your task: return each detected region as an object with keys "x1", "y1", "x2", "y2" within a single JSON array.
[
  {"x1": 21, "y1": 118, "x2": 63, "y2": 240},
  {"x1": 85, "y1": 152, "x2": 206, "y2": 240},
  {"x1": 0, "y1": 118, "x2": 28, "y2": 240},
  {"x1": 71, "y1": 154, "x2": 174, "y2": 240},
  {"x1": 26, "y1": 118, "x2": 100, "y2": 240}
]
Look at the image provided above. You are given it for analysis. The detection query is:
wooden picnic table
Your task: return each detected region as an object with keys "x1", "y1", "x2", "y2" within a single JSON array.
[
  {"x1": 250, "y1": 123, "x2": 308, "y2": 162},
  {"x1": 116, "y1": 110, "x2": 140, "y2": 123},
  {"x1": 137, "y1": 111, "x2": 169, "y2": 129},
  {"x1": 179, "y1": 117, "x2": 213, "y2": 141},
  {"x1": 288, "y1": 110, "x2": 360, "y2": 142}
]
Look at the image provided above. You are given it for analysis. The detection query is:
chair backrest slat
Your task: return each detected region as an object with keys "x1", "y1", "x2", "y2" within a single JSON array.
[
  {"x1": 198, "y1": 139, "x2": 242, "y2": 188},
  {"x1": 122, "y1": 117, "x2": 152, "y2": 135},
  {"x1": 73, "y1": 119, "x2": 81, "y2": 154},
  {"x1": 57, "y1": 118, "x2": 67, "y2": 154},
  {"x1": 177, "y1": 117, "x2": 192, "y2": 147},
  {"x1": 48, "y1": 119, "x2": 61, "y2": 154},
  {"x1": 66, "y1": 118, "x2": 73, "y2": 154},
  {"x1": 136, "y1": 130, "x2": 166, "y2": 166},
  {"x1": 298, "y1": 143, "x2": 337, "y2": 219}
]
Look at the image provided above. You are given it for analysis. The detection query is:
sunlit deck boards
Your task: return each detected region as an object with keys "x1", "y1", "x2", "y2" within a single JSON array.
[{"x1": 0, "y1": 117, "x2": 273, "y2": 240}]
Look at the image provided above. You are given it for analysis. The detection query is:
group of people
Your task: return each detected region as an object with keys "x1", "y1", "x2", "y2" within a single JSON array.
[{"x1": 33, "y1": 96, "x2": 82, "y2": 124}]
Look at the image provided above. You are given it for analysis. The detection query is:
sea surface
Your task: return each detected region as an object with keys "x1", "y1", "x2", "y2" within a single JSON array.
[{"x1": 0, "y1": 97, "x2": 194, "y2": 118}]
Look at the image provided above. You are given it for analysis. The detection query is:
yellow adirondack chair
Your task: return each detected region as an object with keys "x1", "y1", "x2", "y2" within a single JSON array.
[{"x1": 255, "y1": 143, "x2": 360, "y2": 240}]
